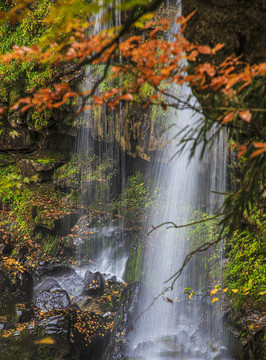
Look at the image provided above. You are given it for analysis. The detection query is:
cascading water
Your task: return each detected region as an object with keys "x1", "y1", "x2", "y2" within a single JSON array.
[
  {"x1": 73, "y1": 1, "x2": 128, "y2": 281},
  {"x1": 129, "y1": 97, "x2": 231, "y2": 360},
  {"x1": 127, "y1": 3, "x2": 232, "y2": 359}
]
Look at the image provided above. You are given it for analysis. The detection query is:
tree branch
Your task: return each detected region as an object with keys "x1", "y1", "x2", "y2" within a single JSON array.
[{"x1": 147, "y1": 213, "x2": 224, "y2": 236}]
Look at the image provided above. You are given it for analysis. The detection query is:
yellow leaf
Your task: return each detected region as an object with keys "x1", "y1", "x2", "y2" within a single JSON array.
[
  {"x1": 34, "y1": 337, "x2": 55, "y2": 345},
  {"x1": 188, "y1": 292, "x2": 193, "y2": 299},
  {"x1": 222, "y1": 288, "x2": 228, "y2": 293},
  {"x1": 259, "y1": 291, "x2": 266, "y2": 295},
  {"x1": 212, "y1": 297, "x2": 218, "y2": 303},
  {"x1": 249, "y1": 324, "x2": 254, "y2": 330},
  {"x1": 210, "y1": 288, "x2": 218, "y2": 296},
  {"x1": 232, "y1": 289, "x2": 239, "y2": 293}
]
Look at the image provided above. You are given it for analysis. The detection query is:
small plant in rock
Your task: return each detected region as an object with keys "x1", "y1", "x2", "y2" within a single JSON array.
[{"x1": 113, "y1": 172, "x2": 159, "y2": 223}]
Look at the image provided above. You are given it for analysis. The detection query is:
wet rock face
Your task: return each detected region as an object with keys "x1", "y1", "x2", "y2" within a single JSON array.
[
  {"x1": 83, "y1": 270, "x2": 105, "y2": 296},
  {"x1": 0, "y1": 269, "x2": 33, "y2": 314},
  {"x1": 36, "y1": 264, "x2": 76, "y2": 279},
  {"x1": 103, "y1": 282, "x2": 144, "y2": 360},
  {"x1": 182, "y1": 0, "x2": 266, "y2": 65}
]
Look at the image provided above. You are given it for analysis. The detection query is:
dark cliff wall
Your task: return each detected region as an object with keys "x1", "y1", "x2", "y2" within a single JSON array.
[{"x1": 183, "y1": 0, "x2": 266, "y2": 64}]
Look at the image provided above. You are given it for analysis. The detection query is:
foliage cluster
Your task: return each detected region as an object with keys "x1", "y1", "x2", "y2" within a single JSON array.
[
  {"x1": 225, "y1": 208, "x2": 266, "y2": 309},
  {"x1": 113, "y1": 172, "x2": 159, "y2": 221},
  {"x1": 0, "y1": 0, "x2": 61, "y2": 130}
]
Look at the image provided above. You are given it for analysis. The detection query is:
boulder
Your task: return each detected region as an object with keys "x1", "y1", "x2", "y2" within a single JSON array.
[
  {"x1": 34, "y1": 278, "x2": 61, "y2": 298},
  {"x1": 35, "y1": 289, "x2": 71, "y2": 312},
  {"x1": 37, "y1": 264, "x2": 76, "y2": 279},
  {"x1": 61, "y1": 275, "x2": 84, "y2": 296},
  {"x1": 83, "y1": 270, "x2": 105, "y2": 296}
]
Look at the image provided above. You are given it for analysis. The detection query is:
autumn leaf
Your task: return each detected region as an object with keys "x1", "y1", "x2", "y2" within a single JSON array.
[
  {"x1": 250, "y1": 142, "x2": 266, "y2": 158},
  {"x1": 188, "y1": 292, "x2": 194, "y2": 299},
  {"x1": 212, "y1": 297, "x2": 218, "y2": 303},
  {"x1": 34, "y1": 337, "x2": 55, "y2": 345},
  {"x1": 211, "y1": 43, "x2": 225, "y2": 54},
  {"x1": 166, "y1": 297, "x2": 173, "y2": 303},
  {"x1": 93, "y1": 96, "x2": 104, "y2": 105},
  {"x1": 239, "y1": 110, "x2": 252, "y2": 123},
  {"x1": 231, "y1": 289, "x2": 239, "y2": 293},
  {"x1": 121, "y1": 93, "x2": 134, "y2": 101},
  {"x1": 222, "y1": 111, "x2": 235, "y2": 124},
  {"x1": 222, "y1": 288, "x2": 228, "y2": 293},
  {"x1": 210, "y1": 288, "x2": 219, "y2": 296},
  {"x1": 197, "y1": 45, "x2": 211, "y2": 55},
  {"x1": 237, "y1": 145, "x2": 247, "y2": 158}
]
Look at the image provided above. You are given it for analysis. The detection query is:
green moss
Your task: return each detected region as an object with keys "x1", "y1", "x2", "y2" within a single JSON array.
[
  {"x1": 225, "y1": 208, "x2": 265, "y2": 310},
  {"x1": 125, "y1": 243, "x2": 143, "y2": 284}
]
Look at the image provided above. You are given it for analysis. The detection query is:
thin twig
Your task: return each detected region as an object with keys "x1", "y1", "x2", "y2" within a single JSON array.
[
  {"x1": 132, "y1": 234, "x2": 225, "y2": 328},
  {"x1": 147, "y1": 213, "x2": 224, "y2": 236}
]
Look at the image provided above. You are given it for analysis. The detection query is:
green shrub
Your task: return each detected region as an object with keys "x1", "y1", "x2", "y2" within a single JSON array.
[{"x1": 225, "y1": 208, "x2": 265, "y2": 309}]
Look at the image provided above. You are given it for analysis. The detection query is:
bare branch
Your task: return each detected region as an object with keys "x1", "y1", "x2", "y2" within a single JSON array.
[
  {"x1": 147, "y1": 213, "x2": 224, "y2": 236},
  {"x1": 132, "y1": 233, "x2": 225, "y2": 328}
]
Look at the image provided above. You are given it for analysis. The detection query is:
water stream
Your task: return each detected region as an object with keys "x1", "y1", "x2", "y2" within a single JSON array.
[
  {"x1": 74, "y1": 1, "x2": 128, "y2": 280},
  {"x1": 127, "y1": 2, "x2": 231, "y2": 356},
  {"x1": 74, "y1": 1, "x2": 231, "y2": 358}
]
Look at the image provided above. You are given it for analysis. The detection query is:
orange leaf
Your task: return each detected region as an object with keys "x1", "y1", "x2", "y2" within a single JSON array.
[
  {"x1": 222, "y1": 111, "x2": 235, "y2": 124},
  {"x1": 232, "y1": 289, "x2": 239, "y2": 293},
  {"x1": 210, "y1": 288, "x2": 218, "y2": 296},
  {"x1": 198, "y1": 45, "x2": 211, "y2": 55},
  {"x1": 161, "y1": 65, "x2": 176, "y2": 76},
  {"x1": 19, "y1": 97, "x2": 32, "y2": 104},
  {"x1": 121, "y1": 93, "x2": 134, "y2": 101},
  {"x1": 93, "y1": 96, "x2": 104, "y2": 105},
  {"x1": 150, "y1": 94, "x2": 159, "y2": 101},
  {"x1": 222, "y1": 288, "x2": 228, "y2": 293},
  {"x1": 253, "y1": 142, "x2": 266, "y2": 148},
  {"x1": 239, "y1": 110, "x2": 252, "y2": 123},
  {"x1": 257, "y1": 62, "x2": 266, "y2": 75},
  {"x1": 212, "y1": 297, "x2": 218, "y2": 303},
  {"x1": 0, "y1": 106, "x2": 7, "y2": 116},
  {"x1": 111, "y1": 66, "x2": 121, "y2": 72},
  {"x1": 250, "y1": 149, "x2": 266, "y2": 159},
  {"x1": 211, "y1": 43, "x2": 225, "y2": 54},
  {"x1": 237, "y1": 145, "x2": 247, "y2": 158},
  {"x1": 166, "y1": 297, "x2": 173, "y2": 303}
]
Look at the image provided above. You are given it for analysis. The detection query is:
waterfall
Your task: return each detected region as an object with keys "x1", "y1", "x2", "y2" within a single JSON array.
[
  {"x1": 128, "y1": 95, "x2": 231, "y2": 360},
  {"x1": 73, "y1": 1, "x2": 128, "y2": 280},
  {"x1": 127, "y1": 3, "x2": 232, "y2": 359}
]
